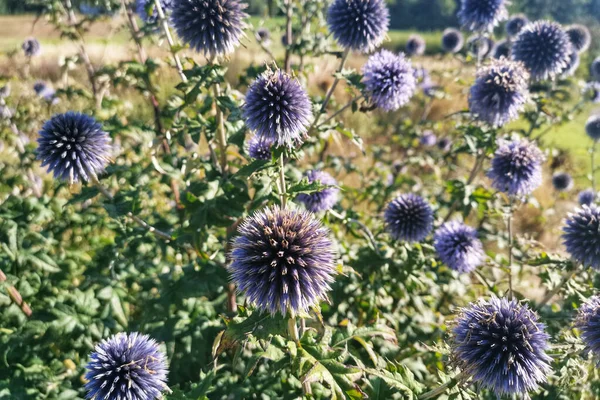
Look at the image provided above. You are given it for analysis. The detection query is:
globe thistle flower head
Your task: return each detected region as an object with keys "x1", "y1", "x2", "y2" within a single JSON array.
[
  {"x1": 492, "y1": 39, "x2": 510, "y2": 59},
  {"x1": 229, "y1": 206, "x2": 336, "y2": 316},
  {"x1": 420, "y1": 131, "x2": 437, "y2": 146},
  {"x1": 566, "y1": 24, "x2": 591, "y2": 53},
  {"x1": 591, "y1": 57, "x2": 600, "y2": 81},
  {"x1": 437, "y1": 137, "x2": 452, "y2": 152},
  {"x1": 458, "y1": 0, "x2": 508, "y2": 33},
  {"x1": 243, "y1": 69, "x2": 312, "y2": 148},
  {"x1": 362, "y1": 50, "x2": 417, "y2": 111},
  {"x1": 247, "y1": 135, "x2": 273, "y2": 160},
  {"x1": 327, "y1": 0, "x2": 389, "y2": 53},
  {"x1": 434, "y1": 221, "x2": 485, "y2": 273},
  {"x1": 85, "y1": 332, "x2": 168, "y2": 400},
  {"x1": 406, "y1": 34, "x2": 426, "y2": 56},
  {"x1": 576, "y1": 295, "x2": 600, "y2": 361},
  {"x1": 171, "y1": 0, "x2": 247, "y2": 58},
  {"x1": 22, "y1": 37, "x2": 41, "y2": 57},
  {"x1": 384, "y1": 193, "x2": 434, "y2": 242},
  {"x1": 563, "y1": 205, "x2": 600, "y2": 270},
  {"x1": 468, "y1": 58, "x2": 530, "y2": 127},
  {"x1": 505, "y1": 14, "x2": 528, "y2": 37},
  {"x1": 441, "y1": 28, "x2": 464, "y2": 53},
  {"x1": 584, "y1": 82, "x2": 600, "y2": 104},
  {"x1": 136, "y1": 0, "x2": 172, "y2": 23},
  {"x1": 560, "y1": 51, "x2": 580, "y2": 78},
  {"x1": 452, "y1": 297, "x2": 551, "y2": 397},
  {"x1": 512, "y1": 21, "x2": 572, "y2": 81},
  {"x1": 552, "y1": 172, "x2": 573, "y2": 192},
  {"x1": 296, "y1": 170, "x2": 340, "y2": 212},
  {"x1": 467, "y1": 35, "x2": 490, "y2": 59},
  {"x1": 488, "y1": 139, "x2": 544, "y2": 197},
  {"x1": 255, "y1": 27, "x2": 271, "y2": 46},
  {"x1": 578, "y1": 189, "x2": 596, "y2": 206},
  {"x1": 37, "y1": 112, "x2": 111, "y2": 184},
  {"x1": 586, "y1": 115, "x2": 600, "y2": 141}
]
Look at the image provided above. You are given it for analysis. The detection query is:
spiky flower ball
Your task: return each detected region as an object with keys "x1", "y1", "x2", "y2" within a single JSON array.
[
  {"x1": 296, "y1": 170, "x2": 340, "y2": 212},
  {"x1": 406, "y1": 34, "x2": 426, "y2": 56},
  {"x1": 229, "y1": 206, "x2": 336, "y2": 315},
  {"x1": 512, "y1": 21, "x2": 572, "y2": 81},
  {"x1": 591, "y1": 57, "x2": 600, "y2": 81},
  {"x1": 586, "y1": 115, "x2": 600, "y2": 141},
  {"x1": 327, "y1": 0, "x2": 389, "y2": 53},
  {"x1": 420, "y1": 131, "x2": 437, "y2": 146},
  {"x1": 85, "y1": 332, "x2": 168, "y2": 400},
  {"x1": 488, "y1": 139, "x2": 544, "y2": 197},
  {"x1": 362, "y1": 50, "x2": 416, "y2": 111},
  {"x1": 505, "y1": 14, "x2": 528, "y2": 37},
  {"x1": 171, "y1": 0, "x2": 247, "y2": 58},
  {"x1": 434, "y1": 221, "x2": 485, "y2": 273},
  {"x1": 243, "y1": 70, "x2": 312, "y2": 148},
  {"x1": 563, "y1": 205, "x2": 600, "y2": 270},
  {"x1": 576, "y1": 295, "x2": 600, "y2": 361},
  {"x1": 469, "y1": 58, "x2": 530, "y2": 127},
  {"x1": 578, "y1": 189, "x2": 596, "y2": 206},
  {"x1": 247, "y1": 135, "x2": 273, "y2": 160},
  {"x1": 452, "y1": 297, "x2": 551, "y2": 397},
  {"x1": 552, "y1": 172, "x2": 573, "y2": 192},
  {"x1": 22, "y1": 37, "x2": 41, "y2": 57},
  {"x1": 384, "y1": 193, "x2": 434, "y2": 242},
  {"x1": 458, "y1": 0, "x2": 508, "y2": 32},
  {"x1": 492, "y1": 39, "x2": 510, "y2": 59},
  {"x1": 566, "y1": 24, "x2": 591, "y2": 53},
  {"x1": 437, "y1": 137, "x2": 452, "y2": 152},
  {"x1": 255, "y1": 27, "x2": 271, "y2": 46},
  {"x1": 441, "y1": 28, "x2": 464, "y2": 53},
  {"x1": 37, "y1": 112, "x2": 111, "y2": 184},
  {"x1": 136, "y1": 0, "x2": 172, "y2": 23}
]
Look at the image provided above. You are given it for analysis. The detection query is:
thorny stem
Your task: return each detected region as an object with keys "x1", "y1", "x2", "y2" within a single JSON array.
[
  {"x1": 212, "y1": 81, "x2": 229, "y2": 174},
  {"x1": 318, "y1": 95, "x2": 364, "y2": 127},
  {"x1": 0, "y1": 268, "x2": 32, "y2": 317},
  {"x1": 537, "y1": 266, "x2": 580, "y2": 308},
  {"x1": 278, "y1": 156, "x2": 287, "y2": 208},
  {"x1": 154, "y1": 0, "x2": 187, "y2": 83},
  {"x1": 419, "y1": 372, "x2": 469, "y2": 400},
  {"x1": 507, "y1": 198, "x2": 514, "y2": 300}
]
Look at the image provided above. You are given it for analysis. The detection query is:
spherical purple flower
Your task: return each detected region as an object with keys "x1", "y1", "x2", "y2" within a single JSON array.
[
  {"x1": 296, "y1": 170, "x2": 340, "y2": 212},
  {"x1": 578, "y1": 189, "x2": 596, "y2": 206},
  {"x1": 85, "y1": 332, "x2": 168, "y2": 400},
  {"x1": 505, "y1": 14, "x2": 528, "y2": 37},
  {"x1": 420, "y1": 131, "x2": 437, "y2": 146},
  {"x1": 327, "y1": 0, "x2": 389, "y2": 53},
  {"x1": 384, "y1": 193, "x2": 434, "y2": 243},
  {"x1": 243, "y1": 70, "x2": 312, "y2": 148},
  {"x1": 488, "y1": 139, "x2": 543, "y2": 197},
  {"x1": 229, "y1": 206, "x2": 336, "y2": 316},
  {"x1": 576, "y1": 295, "x2": 600, "y2": 361},
  {"x1": 437, "y1": 137, "x2": 452, "y2": 151},
  {"x1": 22, "y1": 37, "x2": 41, "y2": 57},
  {"x1": 586, "y1": 115, "x2": 600, "y2": 141},
  {"x1": 512, "y1": 21, "x2": 572, "y2": 81},
  {"x1": 37, "y1": 112, "x2": 111, "y2": 184},
  {"x1": 458, "y1": 0, "x2": 508, "y2": 32},
  {"x1": 406, "y1": 34, "x2": 426, "y2": 56},
  {"x1": 434, "y1": 221, "x2": 485, "y2": 273},
  {"x1": 33, "y1": 81, "x2": 59, "y2": 104},
  {"x1": 566, "y1": 24, "x2": 591, "y2": 53},
  {"x1": 452, "y1": 297, "x2": 551, "y2": 397},
  {"x1": 552, "y1": 172, "x2": 573, "y2": 192},
  {"x1": 255, "y1": 27, "x2": 271, "y2": 46},
  {"x1": 171, "y1": 0, "x2": 247, "y2": 58},
  {"x1": 584, "y1": 82, "x2": 600, "y2": 104},
  {"x1": 362, "y1": 50, "x2": 417, "y2": 111},
  {"x1": 562, "y1": 205, "x2": 600, "y2": 269},
  {"x1": 591, "y1": 57, "x2": 600, "y2": 81},
  {"x1": 247, "y1": 135, "x2": 273, "y2": 160},
  {"x1": 492, "y1": 39, "x2": 510, "y2": 59},
  {"x1": 469, "y1": 58, "x2": 530, "y2": 127},
  {"x1": 136, "y1": 0, "x2": 172, "y2": 23},
  {"x1": 441, "y1": 28, "x2": 464, "y2": 53}
]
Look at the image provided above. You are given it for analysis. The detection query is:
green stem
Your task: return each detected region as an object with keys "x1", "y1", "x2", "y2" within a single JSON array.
[
  {"x1": 537, "y1": 266, "x2": 580, "y2": 308},
  {"x1": 419, "y1": 372, "x2": 468, "y2": 400},
  {"x1": 212, "y1": 81, "x2": 228, "y2": 174},
  {"x1": 318, "y1": 94, "x2": 364, "y2": 127},
  {"x1": 278, "y1": 156, "x2": 287, "y2": 208},
  {"x1": 154, "y1": 0, "x2": 187, "y2": 83},
  {"x1": 507, "y1": 197, "x2": 514, "y2": 300}
]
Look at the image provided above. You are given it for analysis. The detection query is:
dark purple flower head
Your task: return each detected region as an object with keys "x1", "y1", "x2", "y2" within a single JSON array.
[
  {"x1": 171, "y1": 0, "x2": 247, "y2": 58},
  {"x1": 296, "y1": 170, "x2": 340, "y2": 212},
  {"x1": 576, "y1": 295, "x2": 600, "y2": 361},
  {"x1": 578, "y1": 189, "x2": 596, "y2": 206},
  {"x1": 452, "y1": 297, "x2": 552, "y2": 397},
  {"x1": 406, "y1": 34, "x2": 426, "y2": 56},
  {"x1": 492, "y1": 39, "x2": 510, "y2": 59},
  {"x1": 384, "y1": 193, "x2": 434, "y2": 243},
  {"x1": 247, "y1": 135, "x2": 273, "y2": 160},
  {"x1": 37, "y1": 112, "x2": 111, "y2": 184},
  {"x1": 566, "y1": 24, "x2": 591, "y2": 53},
  {"x1": 327, "y1": 0, "x2": 389, "y2": 53},
  {"x1": 469, "y1": 58, "x2": 530, "y2": 127},
  {"x1": 591, "y1": 57, "x2": 600, "y2": 81},
  {"x1": 243, "y1": 70, "x2": 312, "y2": 148},
  {"x1": 85, "y1": 332, "x2": 168, "y2": 400},
  {"x1": 458, "y1": 0, "x2": 508, "y2": 32},
  {"x1": 505, "y1": 14, "x2": 528, "y2": 37},
  {"x1": 33, "y1": 81, "x2": 59, "y2": 104},
  {"x1": 441, "y1": 28, "x2": 464, "y2": 53},
  {"x1": 362, "y1": 50, "x2": 416, "y2": 111},
  {"x1": 586, "y1": 115, "x2": 600, "y2": 141},
  {"x1": 136, "y1": 0, "x2": 172, "y2": 23},
  {"x1": 584, "y1": 82, "x2": 600, "y2": 104},
  {"x1": 563, "y1": 205, "x2": 600, "y2": 270},
  {"x1": 437, "y1": 137, "x2": 452, "y2": 152},
  {"x1": 552, "y1": 172, "x2": 573, "y2": 192},
  {"x1": 434, "y1": 221, "x2": 485, "y2": 273},
  {"x1": 420, "y1": 131, "x2": 437, "y2": 146},
  {"x1": 229, "y1": 206, "x2": 336, "y2": 316},
  {"x1": 488, "y1": 139, "x2": 544, "y2": 197},
  {"x1": 22, "y1": 37, "x2": 41, "y2": 57},
  {"x1": 255, "y1": 27, "x2": 271, "y2": 45},
  {"x1": 512, "y1": 21, "x2": 572, "y2": 81},
  {"x1": 467, "y1": 35, "x2": 490, "y2": 59}
]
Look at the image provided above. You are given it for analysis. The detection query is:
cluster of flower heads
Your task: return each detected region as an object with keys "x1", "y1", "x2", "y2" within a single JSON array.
[
  {"x1": 384, "y1": 193, "x2": 434, "y2": 243},
  {"x1": 488, "y1": 139, "x2": 543, "y2": 197},
  {"x1": 22, "y1": 37, "x2": 41, "y2": 57},
  {"x1": 469, "y1": 58, "x2": 530, "y2": 127},
  {"x1": 85, "y1": 332, "x2": 169, "y2": 400},
  {"x1": 171, "y1": 0, "x2": 247, "y2": 58},
  {"x1": 562, "y1": 205, "x2": 600, "y2": 270},
  {"x1": 327, "y1": 0, "x2": 389, "y2": 54},
  {"x1": 296, "y1": 170, "x2": 339, "y2": 212},
  {"x1": 362, "y1": 50, "x2": 417, "y2": 111},
  {"x1": 458, "y1": 0, "x2": 508, "y2": 32},
  {"x1": 434, "y1": 221, "x2": 484, "y2": 273}
]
